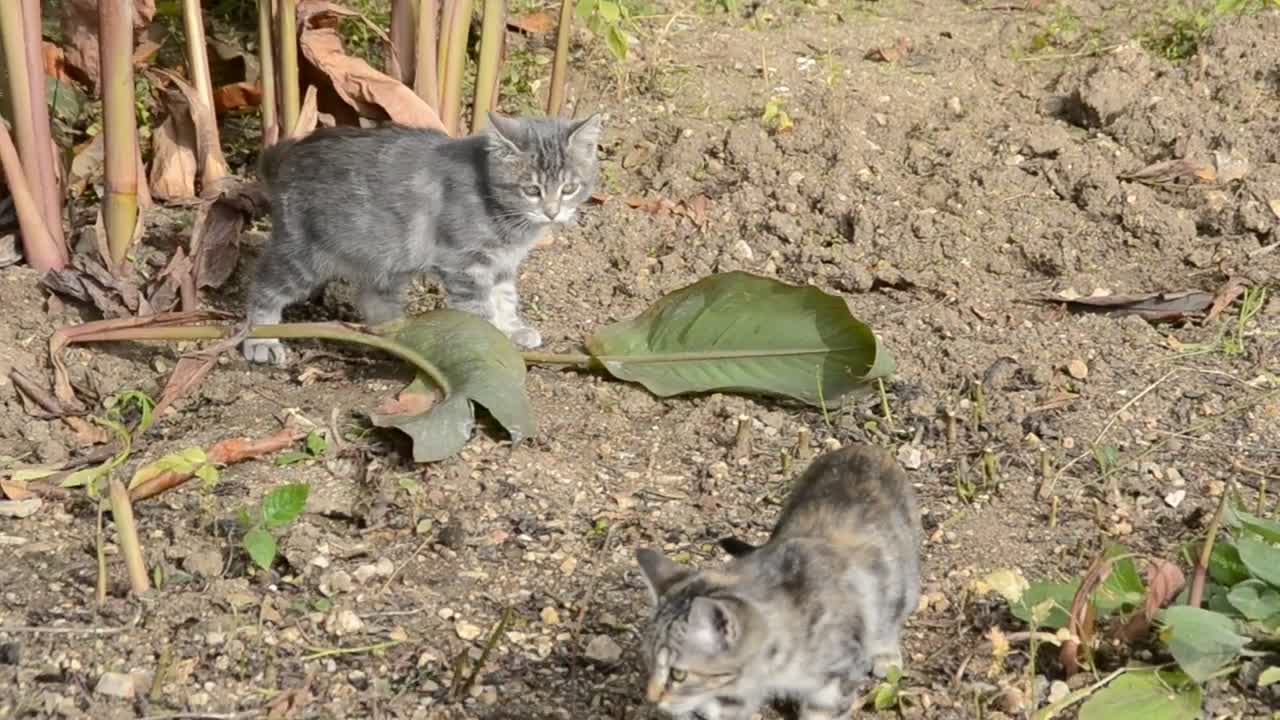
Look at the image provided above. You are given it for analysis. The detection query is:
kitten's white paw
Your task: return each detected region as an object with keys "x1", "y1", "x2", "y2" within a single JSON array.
[
  {"x1": 243, "y1": 338, "x2": 289, "y2": 367},
  {"x1": 509, "y1": 326, "x2": 542, "y2": 349},
  {"x1": 871, "y1": 651, "x2": 903, "y2": 679}
]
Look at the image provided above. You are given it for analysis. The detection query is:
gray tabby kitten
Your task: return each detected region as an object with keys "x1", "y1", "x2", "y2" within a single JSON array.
[
  {"x1": 241, "y1": 113, "x2": 602, "y2": 365},
  {"x1": 635, "y1": 443, "x2": 922, "y2": 720}
]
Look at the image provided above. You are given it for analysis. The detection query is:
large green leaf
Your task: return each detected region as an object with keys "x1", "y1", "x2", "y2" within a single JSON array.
[
  {"x1": 1226, "y1": 505, "x2": 1280, "y2": 544},
  {"x1": 1158, "y1": 606, "x2": 1250, "y2": 683},
  {"x1": 1209, "y1": 542, "x2": 1251, "y2": 586},
  {"x1": 584, "y1": 272, "x2": 895, "y2": 406},
  {"x1": 1011, "y1": 580, "x2": 1078, "y2": 629},
  {"x1": 369, "y1": 311, "x2": 535, "y2": 462},
  {"x1": 1227, "y1": 579, "x2": 1280, "y2": 622},
  {"x1": 1078, "y1": 670, "x2": 1201, "y2": 720},
  {"x1": 1237, "y1": 535, "x2": 1280, "y2": 587}
]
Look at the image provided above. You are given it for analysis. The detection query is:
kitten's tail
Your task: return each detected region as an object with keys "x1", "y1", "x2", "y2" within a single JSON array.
[{"x1": 256, "y1": 138, "x2": 299, "y2": 188}]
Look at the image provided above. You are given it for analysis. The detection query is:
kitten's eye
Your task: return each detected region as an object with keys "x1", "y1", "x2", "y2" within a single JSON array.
[
  {"x1": 560, "y1": 182, "x2": 580, "y2": 196},
  {"x1": 670, "y1": 669, "x2": 687, "y2": 682},
  {"x1": 521, "y1": 185, "x2": 541, "y2": 197}
]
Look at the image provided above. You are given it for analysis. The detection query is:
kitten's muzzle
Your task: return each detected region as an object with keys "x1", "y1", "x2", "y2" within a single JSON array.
[
  {"x1": 541, "y1": 199, "x2": 561, "y2": 221},
  {"x1": 645, "y1": 674, "x2": 666, "y2": 704}
]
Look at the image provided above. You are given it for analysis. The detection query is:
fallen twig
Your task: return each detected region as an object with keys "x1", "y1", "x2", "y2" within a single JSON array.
[{"x1": 129, "y1": 426, "x2": 306, "y2": 502}]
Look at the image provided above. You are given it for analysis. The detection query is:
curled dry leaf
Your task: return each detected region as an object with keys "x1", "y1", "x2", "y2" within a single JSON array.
[
  {"x1": 1118, "y1": 559, "x2": 1186, "y2": 642},
  {"x1": 146, "y1": 247, "x2": 196, "y2": 313},
  {"x1": 1039, "y1": 290, "x2": 1215, "y2": 323},
  {"x1": 865, "y1": 35, "x2": 913, "y2": 64},
  {"x1": 1119, "y1": 157, "x2": 1216, "y2": 185},
  {"x1": 190, "y1": 178, "x2": 270, "y2": 291},
  {"x1": 39, "y1": 252, "x2": 147, "y2": 319},
  {"x1": 149, "y1": 89, "x2": 199, "y2": 201},
  {"x1": 213, "y1": 82, "x2": 264, "y2": 113},
  {"x1": 1061, "y1": 554, "x2": 1113, "y2": 677},
  {"x1": 292, "y1": 86, "x2": 322, "y2": 140},
  {"x1": 149, "y1": 69, "x2": 230, "y2": 192},
  {"x1": 1204, "y1": 277, "x2": 1246, "y2": 325},
  {"x1": 130, "y1": 426, "x2": 307, "y2": 503},
  {"x1": 60, "y1": 0, "x2": 156, "y2": 91},
  {"x1": 508, "y1": 12, "x2": 555, "y2": 34},
  {"x1": 625, "y1": 194, "x2": 711, "y2": 227},
  {"x1": 298, "y1": 0, "x2": 446, "y2": 131}
]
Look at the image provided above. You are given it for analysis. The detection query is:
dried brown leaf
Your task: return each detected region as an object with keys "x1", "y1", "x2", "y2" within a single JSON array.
[
  {"x1": 61, "y1": 0, "x2": 156, "y2": 91},
  {"x1": 1117, "y1": 559, "x2": 1185, "y2": 642},
  {"x1": 375, "y1": 383, "x2": 439, "y2": 417},
  {"x1": 1204, "y1": 278, "x2": 1246, "y2": 325},
  {"x1": 1061, "y1": 554, "x2": 1112, "y2": 677},
  {"x1": 68, "y1": 134, "x2": 104, "y2": 197},
  {"x1": 150, "y1": 69, "x2": 231, "y2": 192},
  {"x1": 149, "y1": 95, "x2": 199, "y2": 201},
  {"x1": 865, "y1": 35, "x2": 913, "y2": 63},
  {"x1": 147, "y1": 247, "x2": 195, "y2": 314},
  {"x1": 1119, "y1": 157, "x2": 1215, "y2": 185},
  {"x1": 298, "y1": 2, "x2": 446, "y2": 131},
  {"x1": 508, "y1": 11, "x2": 555, "y2": 34},
  {"x1": 213, "y1": 81, "x2": 263, "y2": 113},
  {"x1": 190, "y1": 178, "x2": 269, "y2": 291},
  {"x1": 292, "y1": 86, "x2": 321, "y2": 140},
  {"x1": 1038, "y1": 290, "x2": 1214, "y2": 323},
  {"x1": 0, "y1": 478, "x2": 33, "y2": 501}
]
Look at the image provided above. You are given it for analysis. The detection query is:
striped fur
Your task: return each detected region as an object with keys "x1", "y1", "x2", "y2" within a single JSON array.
[
  {"x1": 636, "y1": 444, "x2": 922, "y2": 720},
  {"x1": 241, "y1": 113, "x2": 602, "y2": 365}
]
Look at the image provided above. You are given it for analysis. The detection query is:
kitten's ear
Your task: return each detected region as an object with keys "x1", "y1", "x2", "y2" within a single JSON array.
[
  {"x1": 566, "y1": 113, "x2": 603, "y2": 156},
  {"x1": 485, "y1": 113, "x2": 524, "y2": 157},
  {"x1": 685, "y1": 597, "x2": 753, "y2": 657},
  {"x1": 636, "y1": 548, "x2": 689, "y2": 604}
]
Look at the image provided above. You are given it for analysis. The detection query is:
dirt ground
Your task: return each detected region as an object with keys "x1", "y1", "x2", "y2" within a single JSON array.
[{"x1": 3, "y1": 1, "x2": 1280, "y2": 718}]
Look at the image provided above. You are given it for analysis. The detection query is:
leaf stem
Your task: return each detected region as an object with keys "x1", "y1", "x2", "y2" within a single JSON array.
[
  {"x1": 519, "y1": 351, "x2": 594, "y2": 366},
  {"x1": 1188, "y1": 481, "x2": 1232, "y2": 608},
  {"x1": 63, "y1": 322, "x2": 452, "y2": 396}
]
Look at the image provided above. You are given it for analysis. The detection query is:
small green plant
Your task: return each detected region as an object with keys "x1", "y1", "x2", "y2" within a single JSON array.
[
  {"x1": 274, "y1": 430, "x2": 328, "y2": 466},
  {"x1": 239, "y1": 482, "x2": 311, "y2": 571},
  {"x1": 978, "y1": 499, "x2": 1280, "y2": 717},
  {"x1": 1222, "y1": 287, "x2": 1268, "y2": 356},
  {"x1": 1092, "y1": 443, "x2": 1119, "y2": 475},
  {"x1": 576, "y1": 0, "x2": 631, "y2": 62},
  {"x1": 1028, "y1": 5, "x2": 1082, "y2": 52},
  {"x1": 868, "y1": 665, "x2": 904, "y2": 711},
  {"x1": 761, "y1": 95, "x2": 792, "y2": 132},
  {"x1": 1143, "y1": 0, "x2": 1280, "y2": 61}
]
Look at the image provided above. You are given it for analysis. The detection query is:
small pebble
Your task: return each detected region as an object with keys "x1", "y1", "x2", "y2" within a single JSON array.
[
  {"x1": 1163, "y1": 489, "x2": 1186, "y2": 508},
  {"x1": 456, "y1": 622, "x2": 484, "y2": 641},
  {"x1": 540, "y1": 607, "x2": 561, "y2": 626},
  {"x1": 95, "y1": 672, "x2": 140, "y2": 699},
  {"x1": 897, "y1": 445, "x2": 923, "y2": 470},
  {"x1": 1047, "y1": 680, "x2": 1070, "y2": 703},
  {"x1": 584, "y1": 635, "x2": 623, "y2": 663},
  {"x1": 1066, "y1": 359, "x2": 1089, "y2": 380}
]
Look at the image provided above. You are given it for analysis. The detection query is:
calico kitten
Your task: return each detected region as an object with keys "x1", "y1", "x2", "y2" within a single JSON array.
[
  {"x1": 635, "y1": 443, "x2": 922, "y2": 720},
  {"x1": 241, "y1": 113, "x2": 602, "y2": 365}
]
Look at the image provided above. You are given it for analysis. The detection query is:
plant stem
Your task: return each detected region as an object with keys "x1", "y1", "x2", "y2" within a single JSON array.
[
  {"x1": 519, "y1": 351, "x2": 593, "y2": 366},
  {"x1": 413, "y1": 0, "x2": 440, "y2": 108},
  {"x1": 278, "y1": 0, "x2": 301, "y2": 135},
  {"x1": 257, "y1": 0, "x2": 279, "y2": 145},
  {"x1": 390, "y1": 0, "x2": 418, "y2": 86},
  {"x1": 437, "y1": 0, "x2": 473, "y2": 135},
  {"x1": 20, "y1": 0, "x2": 65, "y2": 254},
  {"x1": 546, "y1": 0, "x2": 574, "y2": 115},
  {"x1": 0, "y1": 3, "x2": 37, "y2": 191},
  {"x1": 182, "y1": 0, "x2": 216, "y2": 114},
  {"x1": 109, "y1": 477, "x2": 151, "y2": 595},
  {"x1": 99, "y1": 0, "x2": 139, "y2": 271},
  {"x1": 65, "y1": 322, "x2": 453, "y2": 396},
  {"x1": 0, "y1": 119, "x2": 60, "y2": 271},
  {"x1": 1188, "y1": 482, "x2": 1232, "y2": 608},
  {"x1": 470, "y1": 0, "x2": 505, "y2": 132}
]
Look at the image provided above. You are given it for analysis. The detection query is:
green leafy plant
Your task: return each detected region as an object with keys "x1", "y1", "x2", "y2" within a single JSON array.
[
  {"x1": 761, "y1": 95, "x2": 792, "y2": 132},
  {"x1": 274, "y1": 430, "x2": 329, "y2": 466},
  {"x1": 576, "y1": 0, "x2": 630, "y2": 62},
  {"x1": 979, "y1": 498, "x2": 1280, "y2": 718},
  {"x1": 57, "y1": 272, "x2": 896, "y2": 464},
  {"x1": 239, "y1": 482, "x2": 310, "y2": 571},
  {"x1": 1143, "y1": 0, "x2": 1280, "y2": 61}
]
